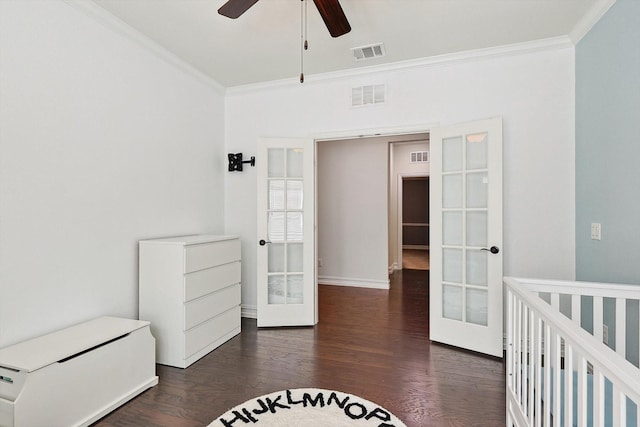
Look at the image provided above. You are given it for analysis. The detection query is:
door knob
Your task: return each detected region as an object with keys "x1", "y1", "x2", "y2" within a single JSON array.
[
  {"x1": 259, "y1": 239, "x2": 271, "y2": 246},
  {"x1": 481, "y1": 246, "x2": 500, "y2": 254}
]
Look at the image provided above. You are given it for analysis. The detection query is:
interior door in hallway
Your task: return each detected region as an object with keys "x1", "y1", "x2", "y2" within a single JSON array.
[
  {"x1": 429, "y1": 117, "x2": 503, "y2": 357},
  {"x1": 256, "y1": 138, "x2": 316, "y2": 327}
]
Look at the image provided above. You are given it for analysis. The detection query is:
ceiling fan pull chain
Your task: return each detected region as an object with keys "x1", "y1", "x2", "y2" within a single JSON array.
[
  {"x1": 300, "y1": 0, "x2": 308, "y2": 83},
  {"x1": 304, "y1": 0, "x2": 309, "y2": 51}
]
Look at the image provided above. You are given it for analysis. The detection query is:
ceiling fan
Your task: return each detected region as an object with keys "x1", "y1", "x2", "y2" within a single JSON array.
[{"x1": 218, "y1": 0, "x2": 351, "y2": 38}]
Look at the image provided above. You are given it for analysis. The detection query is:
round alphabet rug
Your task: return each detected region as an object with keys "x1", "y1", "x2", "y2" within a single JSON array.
[{"x1": 208, "y1": 388, "x2": 407, "y2": 427}]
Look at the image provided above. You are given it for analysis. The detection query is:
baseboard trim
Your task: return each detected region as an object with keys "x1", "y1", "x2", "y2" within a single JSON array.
[
  {"x1": 241, "y1": 305, "x2": 257, "y2": 319},
  {"x1": 388, "y1": 263, "x2": 399, "y2": 274},
  {"x1": 403, "y1": 245, "x2": 429, "y2": 250},
  {"x1": 318, "y1": 276, "x2": 390, "y2": 290}
]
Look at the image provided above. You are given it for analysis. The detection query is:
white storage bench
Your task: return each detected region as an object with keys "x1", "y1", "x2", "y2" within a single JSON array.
[{"x1": 0, "y1": 316, "x2": 158, "y2": 427}]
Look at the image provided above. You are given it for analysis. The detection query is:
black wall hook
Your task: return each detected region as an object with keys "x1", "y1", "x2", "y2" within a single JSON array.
[{"x1": 228, "y1": 153, "x2": 255, "y2": 171}]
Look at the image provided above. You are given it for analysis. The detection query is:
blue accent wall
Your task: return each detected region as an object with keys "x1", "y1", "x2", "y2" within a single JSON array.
[{"x1": 576, "y1": 0, "x2": 640, "y2": 284}]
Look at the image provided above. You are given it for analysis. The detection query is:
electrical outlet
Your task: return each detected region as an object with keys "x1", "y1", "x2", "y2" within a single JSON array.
[
  {"x1": 591, "y1": 223, "x2": 602, "y2": 240},
  {"x1": 602, "y1": 324, "x2": 609, "y2": 344},
  {"x1": 318, "y1": 258, "x2": 323, "y2": 268}
]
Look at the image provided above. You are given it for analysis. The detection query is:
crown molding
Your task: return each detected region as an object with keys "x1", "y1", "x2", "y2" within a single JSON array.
[
  {"x1": 569, "y1": 0, "x2": 616, "y2": 44},
  {"x1": 226, "y1": 36, "x2": 574, "y2": 96},
  {"x1": 63, "y1": 0, "x2": 225, "y2": 95}
]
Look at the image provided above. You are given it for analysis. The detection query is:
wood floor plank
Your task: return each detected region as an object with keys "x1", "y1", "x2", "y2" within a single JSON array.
[{"x1": 92, "y1": 269, "x2": 505, "y2": 427}]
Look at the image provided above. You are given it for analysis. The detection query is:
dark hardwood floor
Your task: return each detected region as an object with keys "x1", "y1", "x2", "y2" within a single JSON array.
[{"x1": 93, "y1": 269, "x2": 505, "y2": 427}]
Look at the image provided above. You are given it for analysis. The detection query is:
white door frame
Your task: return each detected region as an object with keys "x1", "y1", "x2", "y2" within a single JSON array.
[{"x1": 396, "y1": 172, "x2": 430, "y2": 271}]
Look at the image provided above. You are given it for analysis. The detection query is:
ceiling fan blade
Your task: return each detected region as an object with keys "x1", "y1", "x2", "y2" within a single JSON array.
[
  {"x1": 218, "y1": 0, "x2": 260, "y2": 19},
  {"x1": 312, "y1": 0, "x2": 351, "y2": 38}
]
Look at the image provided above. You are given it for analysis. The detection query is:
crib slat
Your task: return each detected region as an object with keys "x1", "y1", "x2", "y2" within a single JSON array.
[
  {"x1": 516, "y1": 297, "x2": 523, "y2": 405},
  {"x1": 528, "y1": 308, "x2": 535, "y2": 424},
  {"x1": 533, "y1": 315, "x2": 543, "y2": 427},
  {"x1": 522, "y1": 305, "x2": 530, "y2": 418},
  {"x1": 593, "y1": 296, "x2": 604, "y2": 343},
  {"x1": 564, "y1": 343, "x2": 574, "y2": 427},
  {"x1": 550, "y1": 293, "x2": 560, "y2": 312},
  {"x1": 543, "y1": 323, "x2": 551, "y2": 427},
  {"x1": 552, "y1": 329, "x2": 562, "y2": 427},
  {"x1": 593, "y1": 368, "x2": 604, "y2": 427},
  {"x1": 572, "y1": 294, "x2": 581, "y2": 327},
  {"x1": 576, "y1": 355, "x2": 588, "y2": 427},
  {"x1": 528, "y1": 311, "x2": 542, "y2": 427},
  {"x1": 615, "y1": 297, "x2": 626, "y2": 358},
  {"x1": 526, "y1": 307, "x2": 535, "y2": 421},
  {"x1": 612, "y1": 388, "x2": 623, "y2": 427},
  {"x1": 507, "y1": 291, "x2": 515, "y2": 395},
  {"x1": 507, "y1": 288, "x2": 519, "y2": 426}
]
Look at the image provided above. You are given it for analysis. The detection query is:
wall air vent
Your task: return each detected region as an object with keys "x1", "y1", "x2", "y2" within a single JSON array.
[
  {"x1": 351, "y1": 43, "x2": 385, "y2": 61},
  {"x1": 352, "y1": 84, "x2": 385, "y2": 107},
  {"x1": 410, "y1": 151, "x2": 429, "y2": 163}
]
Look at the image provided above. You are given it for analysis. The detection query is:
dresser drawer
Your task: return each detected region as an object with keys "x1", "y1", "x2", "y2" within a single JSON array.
[
  {"x1": 184, "y1": 284, "x2": 241, "y2": 330},
  {"x1": 184, "y1": 306, "x2": 240, "y2": 359},
  {"x1": 184, "y1": 261, "x2": 241, "y2": 302},
  {"x1": 184, "y1": 239, "x2": 240, "y2": 273}
]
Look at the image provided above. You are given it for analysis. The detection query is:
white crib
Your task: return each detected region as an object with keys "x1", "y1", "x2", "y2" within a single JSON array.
[{"x1": 505, "y1": 277, "x2": 640, "y2": 427}]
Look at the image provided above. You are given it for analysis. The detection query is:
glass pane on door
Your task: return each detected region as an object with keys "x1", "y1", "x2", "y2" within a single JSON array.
[
  {"x1": 287, "y1": 275, "x2": 304, "y2": 304},
  {"x1": 443, "y1": 285, "x2": 463, "y2": 321},
  {"x1": 286, "y1": 181, "x2": 303, "y2": 209},
  {"x1": 466, "y1": 172, "x2": 488, "y2": 208},
  {"x1": 443, "y1": 175, "x2": 462, "y2": 208},
  {"x1": 269, "y1": 180, "x2": 285, "y2": 210},
  {"x1": 443, "y1": 211, "x2": 462, "y2": 246},
  {"x1": 268, "y1": 244, "x2": 285, "y2": 272},
  {"x1": 268, "y1": 149, "x2": 285, "y2": 178},
  {"x1": 466, "y1": 132, "x2": 488, "y2": 170},
  {"x1": 443, "y1": 137, "x2": 463, "y2": 172},
  {"x1": 466, "y1": 288, "x2": 488, "y2": 326},
  {"x1": 466, "y1": 211, "x2": 487, "y2": 247},
  {"x1": 268, "y1": 275, "x2": 285, "y2": 304},
  {"x1": 287, "y1": 149, "x2": 304, "y2": 178},
  {"x1": 287, "y1": 243, "x2": 303, "y2": 272}
]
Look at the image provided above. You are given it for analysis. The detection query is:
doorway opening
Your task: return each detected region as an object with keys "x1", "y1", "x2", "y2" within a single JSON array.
[
  {"x1": 389, "y1": 138, "x2": 430, "y2": 275},
  {"x1": 316, "y1": 133, "x2": 429, "y2": 290},
  {"x1": 401, "y1": 176, "x2": 430, "y2": 270}
]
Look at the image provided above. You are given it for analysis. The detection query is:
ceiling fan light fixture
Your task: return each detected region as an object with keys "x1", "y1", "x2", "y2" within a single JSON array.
[{"x1": 351, "y1": 43, "x2": 385, "y2": 61}]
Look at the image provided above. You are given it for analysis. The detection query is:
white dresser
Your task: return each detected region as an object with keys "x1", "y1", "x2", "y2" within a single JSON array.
[{"x1": 139, "y1": 234, "x2": 241, "y2": 368}]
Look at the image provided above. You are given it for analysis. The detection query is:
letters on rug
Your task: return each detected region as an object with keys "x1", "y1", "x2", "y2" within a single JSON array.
[{"x1": 208, "y1": 388, "x2": 407, "y2": 427}]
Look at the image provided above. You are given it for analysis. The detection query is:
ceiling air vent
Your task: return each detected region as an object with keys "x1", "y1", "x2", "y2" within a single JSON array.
[
  {"x1": 410, "y1": 151, "x2": 429, "y2": 163},
  {"x1": 351, "y1": 43, "x2": 385, "y2": 61},
  {"x1": 352, "y1": 84, "x2": 385, "y2": 107}
]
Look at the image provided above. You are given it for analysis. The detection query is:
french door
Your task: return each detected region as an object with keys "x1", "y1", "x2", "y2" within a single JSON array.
[
  {"x1": 256, "y1": 138, "x2": 316, "y2": 327},
  {"x1": 429, "y1": 117, "x2": 503, "y2": 357}
]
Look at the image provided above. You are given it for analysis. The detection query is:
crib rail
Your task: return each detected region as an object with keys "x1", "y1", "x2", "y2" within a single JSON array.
[{"x1": 505, "y1": 277, "x2": 640, "y2": 427}]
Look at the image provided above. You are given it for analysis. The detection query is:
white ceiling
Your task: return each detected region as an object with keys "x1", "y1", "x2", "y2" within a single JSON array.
[{"x1": 91, "y1": 0, "x2": 605, "y2": 88}]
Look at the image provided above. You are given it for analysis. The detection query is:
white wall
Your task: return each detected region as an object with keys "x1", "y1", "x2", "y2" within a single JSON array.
[
  {"x1": 225, "y1": 42, "x2": 577, "y2": 313},
  {"x1": 317, "y1": 137, "x2": 389, "y2": 288},
  {"x1": 0, "y1": 1, "x2": 226, "y2": 346}
]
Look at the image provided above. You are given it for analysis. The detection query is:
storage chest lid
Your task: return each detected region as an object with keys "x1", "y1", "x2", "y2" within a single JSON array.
[{"x1": 0, "y1": 317, "x2": 150, "y2": 372}]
